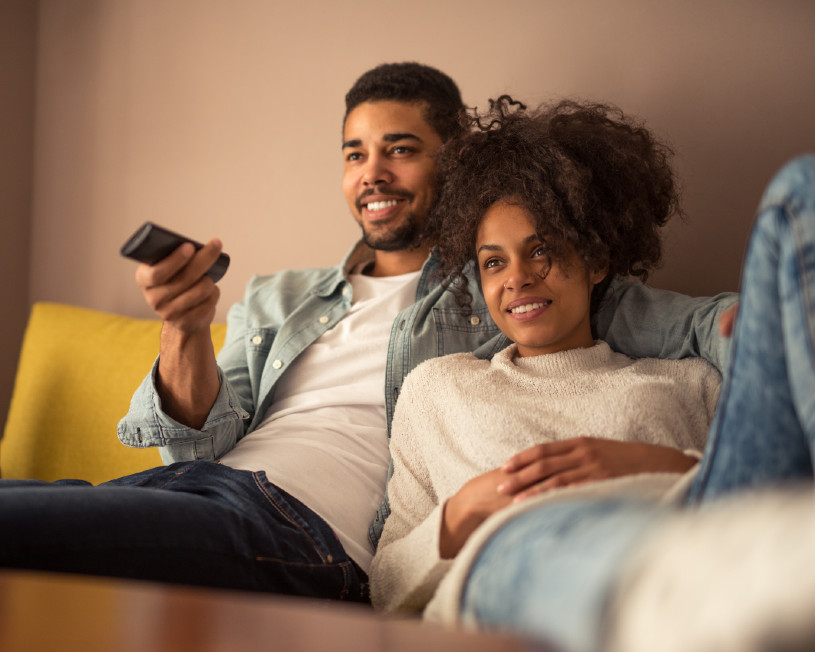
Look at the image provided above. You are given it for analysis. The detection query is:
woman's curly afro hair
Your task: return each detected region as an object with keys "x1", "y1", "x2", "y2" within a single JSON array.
[{"x1": 428, "y1": 97, "x2": 681, "y2": 312}]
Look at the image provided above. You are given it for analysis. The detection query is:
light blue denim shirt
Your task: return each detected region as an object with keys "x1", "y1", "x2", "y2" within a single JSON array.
[{"x1": 118, "y1": 239, "x2": 737, "y2": 545}]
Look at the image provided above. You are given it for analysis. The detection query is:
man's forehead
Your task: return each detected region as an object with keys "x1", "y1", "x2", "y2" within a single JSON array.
[{"x1": 342, "y1": 100, "x2": 436, "y2": 144}]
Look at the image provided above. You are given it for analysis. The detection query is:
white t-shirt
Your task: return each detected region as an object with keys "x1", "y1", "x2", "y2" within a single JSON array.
[{"x1": 220, "y1": 269, "x2": 421, "y2": 571}]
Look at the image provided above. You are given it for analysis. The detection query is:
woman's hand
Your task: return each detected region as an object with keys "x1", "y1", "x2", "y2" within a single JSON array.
[
  {"x1": 498, "y1": 438, "x2": 698, "y2": 502},
  {"x1": 440, "y1": 467, "x2": 514, "y2": 559}
]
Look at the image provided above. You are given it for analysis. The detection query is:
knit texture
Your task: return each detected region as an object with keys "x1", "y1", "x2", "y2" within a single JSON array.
[{"x1": 371, "y1": 341, "x2": 720, "y2": 617}]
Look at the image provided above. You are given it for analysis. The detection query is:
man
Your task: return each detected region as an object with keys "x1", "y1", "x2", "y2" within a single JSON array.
[{"x1": 0, "y1": 63, "x2": 735, "y2": 601}]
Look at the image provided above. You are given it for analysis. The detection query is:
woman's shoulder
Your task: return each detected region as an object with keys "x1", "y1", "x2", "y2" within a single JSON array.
[
  {"x1": 405, "y1": 352, "x2": 486, "y2": 384},
  {"x1": 632, "y1": 354, "x2": 720, "y2": 375}
]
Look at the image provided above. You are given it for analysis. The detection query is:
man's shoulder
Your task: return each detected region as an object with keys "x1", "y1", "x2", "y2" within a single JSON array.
[{"x1": 244, "y1": 264, "x2": 343, "y2": 294}]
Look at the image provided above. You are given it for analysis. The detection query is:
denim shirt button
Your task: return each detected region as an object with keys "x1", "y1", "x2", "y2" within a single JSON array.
[
  {"x1": 469, "y1": 316, "x2": 481, "y2": 326},
  {"x1": 319, "y1": 316, "x2": 329, "y2": 324},
  {"x1": 272, "y1": 360, "x2": 283, "y2": 370},
  {"x1": 251, "y1": 335, "x2": 263, "y2": 345}
]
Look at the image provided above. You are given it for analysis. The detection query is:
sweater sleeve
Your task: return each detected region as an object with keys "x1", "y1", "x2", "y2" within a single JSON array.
[{"x1": 370, "y1": 367, "x2": 454, "y2": 613}]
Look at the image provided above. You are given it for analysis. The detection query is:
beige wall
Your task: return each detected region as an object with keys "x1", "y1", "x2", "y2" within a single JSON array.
[
  {"x1": 1, "y1": 0, "x2": 37, "y2": 432},
  {"x1": 4, "y1": 0, "x2": 815, "y2": 428}
]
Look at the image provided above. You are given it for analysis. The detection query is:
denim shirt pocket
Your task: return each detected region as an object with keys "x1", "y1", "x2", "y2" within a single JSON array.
[{"x1": 431, "y1": 303, "x2": 498, "y2": 356}]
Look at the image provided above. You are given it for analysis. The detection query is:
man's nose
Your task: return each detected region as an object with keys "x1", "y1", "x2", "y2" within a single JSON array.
[{"x1": 362, "y1": 154, "x2": 394, "y2": 186}]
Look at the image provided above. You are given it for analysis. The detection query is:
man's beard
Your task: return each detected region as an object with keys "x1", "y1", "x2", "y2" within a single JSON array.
[{"x1": 360, "y1": 210, "x2": 425, "y2": 252}]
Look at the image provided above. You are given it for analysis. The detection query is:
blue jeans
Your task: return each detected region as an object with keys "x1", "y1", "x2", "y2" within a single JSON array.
[
  {"x1": 461, "y1": 155, "x2": 815, "y2": 651},
  {"x1": 0, "y1": 461, "x2": 368, "y2": 601}
]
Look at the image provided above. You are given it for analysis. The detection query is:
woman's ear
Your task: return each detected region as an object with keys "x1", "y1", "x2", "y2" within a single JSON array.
[{"x1": 589, "y1": 266, "x2": 608, "y2": 286}]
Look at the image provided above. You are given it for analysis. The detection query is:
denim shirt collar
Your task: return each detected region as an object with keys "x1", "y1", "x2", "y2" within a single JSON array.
[{"x1": 313, "y1": 239, "x2": 441, "y2": 301}]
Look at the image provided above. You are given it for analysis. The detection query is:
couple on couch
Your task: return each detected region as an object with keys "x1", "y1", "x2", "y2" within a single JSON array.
[{"x1": 2, "y1": 62, "x2": 814, "y2": 651}]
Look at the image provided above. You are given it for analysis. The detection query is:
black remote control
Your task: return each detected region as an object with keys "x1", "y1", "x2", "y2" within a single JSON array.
[{"x1": 120, "y1": 222, "x2": 230, "y2": 283}]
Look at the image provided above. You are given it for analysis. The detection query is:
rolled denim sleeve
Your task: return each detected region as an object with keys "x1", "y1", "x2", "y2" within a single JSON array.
[
  {"x1": 118, "y1": 300, "x2": 256, "y2": 463},
  {"x1": 593, "y1": 279, "x2": 739, "y2": 372},
  {"x1": 117, "y1": 358, "x2": 250, "y2": 463}
]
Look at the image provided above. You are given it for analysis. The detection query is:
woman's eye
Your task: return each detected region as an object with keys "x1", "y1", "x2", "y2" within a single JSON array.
[
  {"x1": 532, "y1": 246, "x2": 547, "y2": 258},
  {"x1": 483, "y1": 258, "x2": 500, "y2": 269}
]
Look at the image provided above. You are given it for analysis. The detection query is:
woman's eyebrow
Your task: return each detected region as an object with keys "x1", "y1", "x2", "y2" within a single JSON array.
[
  {"x1": 477, "y1": 243, "x2": 502, "y2": 254},
  {"x1": 477, "y1": 234, "x2": 538, "y2": 254}
]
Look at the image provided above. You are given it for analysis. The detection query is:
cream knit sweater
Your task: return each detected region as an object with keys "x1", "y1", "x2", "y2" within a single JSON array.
[{"x1": 371, "y1": 341, "x2": 721, "y2": 620}]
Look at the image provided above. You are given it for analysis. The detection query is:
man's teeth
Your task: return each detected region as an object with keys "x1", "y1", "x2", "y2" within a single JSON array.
[
  {"x1": 510, "y1": 302, "x2": 548, "y2": 314},
  {"x1": 366, "y1": 200, "x2": 399, "y2": 212}
]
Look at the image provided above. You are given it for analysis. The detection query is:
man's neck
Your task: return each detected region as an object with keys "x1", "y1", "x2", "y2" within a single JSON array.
[{"x1": 367, "y1": 245, "x2": 430, "y2": 277}]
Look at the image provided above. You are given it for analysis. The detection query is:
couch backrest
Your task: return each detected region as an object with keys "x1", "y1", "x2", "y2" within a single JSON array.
[{"x1": 1, "y1": 302, "x2": 227, "y2": 484}]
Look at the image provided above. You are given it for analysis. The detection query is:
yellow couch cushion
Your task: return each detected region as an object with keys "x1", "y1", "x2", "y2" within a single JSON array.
[{"x1": 1, "y1": 302, "x2": 227, "y2": 484}]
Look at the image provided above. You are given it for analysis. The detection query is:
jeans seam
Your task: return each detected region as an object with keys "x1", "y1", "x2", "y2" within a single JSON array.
[{"x1": 249, "y1": 472, "x2": 335, "y2": 566}]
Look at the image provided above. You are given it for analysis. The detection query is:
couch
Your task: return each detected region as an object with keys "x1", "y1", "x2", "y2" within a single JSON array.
[
  {"x1": 1, "y1": 301, "x2": 226, "y2": 483},
  {"x1": 0, "y1": 302, "x2": 540, "y2": 652},
  {"x1": 4, "y1": 302, "x2": 815, "y2": 652}
]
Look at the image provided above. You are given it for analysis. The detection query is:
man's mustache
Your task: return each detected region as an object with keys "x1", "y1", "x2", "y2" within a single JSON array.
[{"x1": 355, "y1": 187, "x2": 415, "y2": 212}]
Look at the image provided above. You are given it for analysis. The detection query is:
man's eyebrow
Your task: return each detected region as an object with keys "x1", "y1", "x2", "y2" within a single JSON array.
[
  {"x1": 383, "y1": 132, "x2": 422, "y2": 143},
  {"x1": 342, "y1": 133, "x2": 423, "y2": 149}
]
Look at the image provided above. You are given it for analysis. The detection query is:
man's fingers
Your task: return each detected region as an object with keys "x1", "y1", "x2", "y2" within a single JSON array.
[
  {"x1": 719, "y1": 303, "x2": 739, "y2": 337},
  {"x1": 136, "y1": 239, "x2": 223, "y2": 290},
  {"x1": 152, "y1": 280, "x2": 220, "y2": 328},
  {"x1": 135, "y1": 242, "x2": 197, "y2": 289}
]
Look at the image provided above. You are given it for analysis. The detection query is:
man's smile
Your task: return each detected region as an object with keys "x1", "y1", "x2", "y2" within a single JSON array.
[{"x1": 356, "y1": 189, "x2": 413, "y2": 222}]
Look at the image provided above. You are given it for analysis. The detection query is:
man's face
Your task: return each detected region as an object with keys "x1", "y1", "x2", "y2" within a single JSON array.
[{"x1": 342, "y1": 101, "x2": 443, "y2": 252}]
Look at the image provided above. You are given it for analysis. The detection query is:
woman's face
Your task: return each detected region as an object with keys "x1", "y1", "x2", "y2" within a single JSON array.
[{"x1": 476, "y1": 200, "x2": 605, "y2": 358}]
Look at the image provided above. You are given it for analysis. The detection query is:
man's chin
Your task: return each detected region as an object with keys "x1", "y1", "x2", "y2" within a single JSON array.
[
  {"x1": 362, "y1": 234, "x2": 421, "y2": 252},
  {"x1": 361, "y1": 222, "x2": 424, "y2": 252}
]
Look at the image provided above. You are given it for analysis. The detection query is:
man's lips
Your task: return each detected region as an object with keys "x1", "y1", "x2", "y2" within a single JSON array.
[{"x1": 356, "y1": 188, "x2": 414, "y2": 215}]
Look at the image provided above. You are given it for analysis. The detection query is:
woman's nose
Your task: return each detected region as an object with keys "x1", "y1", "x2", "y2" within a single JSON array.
[{"x1": 503, "y1": 261, "x2": 536, "y2": 291}]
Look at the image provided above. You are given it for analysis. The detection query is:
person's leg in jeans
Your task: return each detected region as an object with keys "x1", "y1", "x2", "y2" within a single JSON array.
[
  {"x1": 688, "y1": 154, "x2": 815, "y2": 501},
  {"x1": 460, "y1": 499, "x2": 666, "y2": 652},
  {"x1": 0, "y1": 461, "x2": 368, "y2": 601}
]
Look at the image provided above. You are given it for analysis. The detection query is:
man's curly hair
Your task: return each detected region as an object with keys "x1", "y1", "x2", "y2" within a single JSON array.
[
  {"x1": 429, "y1": 97, "x2": 681, "y2": 313},
  {"x1": 344, "y1": 62, "x2": 466, "y2": 142}
]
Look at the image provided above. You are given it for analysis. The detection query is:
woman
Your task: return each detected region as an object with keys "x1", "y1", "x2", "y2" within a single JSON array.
[{"x1": 371, "y1": 99, "x2": 815, "y2": 651}]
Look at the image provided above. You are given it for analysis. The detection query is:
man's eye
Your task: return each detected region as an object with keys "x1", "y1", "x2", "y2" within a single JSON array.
[
  {"x1": 346, "y1": 152, "x2": 363, "y2": 162},
  {"x1": 391, "y1": 146, "x2": 414, "y2": 155}
]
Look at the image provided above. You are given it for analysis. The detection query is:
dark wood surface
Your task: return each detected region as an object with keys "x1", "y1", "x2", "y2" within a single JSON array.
[{"x1": 0, "y1": 570, "x2": 540, "y2": 651}]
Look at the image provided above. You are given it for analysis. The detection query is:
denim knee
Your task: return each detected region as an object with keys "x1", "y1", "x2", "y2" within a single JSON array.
[{"x1": 758, "y1": 154, "x2": 815, "y2": 217}]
